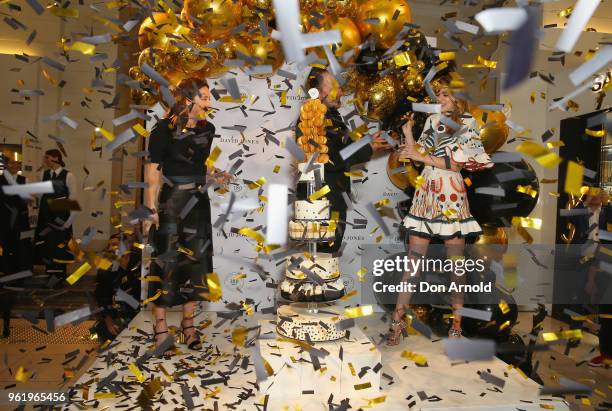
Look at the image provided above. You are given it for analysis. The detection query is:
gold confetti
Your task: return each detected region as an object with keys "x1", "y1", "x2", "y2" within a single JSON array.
[
  {"x1": 585, "y1": 128, "x2": 606, "y2": 137},
  {"x1": 344, "y1": 305, "x2": 373, "y2": 318},
  {"x1": 512, "y1": 216, "x2": 542, "y2": 230},
  {"x1": 68, "y1": 41, "x2": 96, "y2": 55},
  {"x1": 247, "y1": 177, "x2": 267, "y2": 190},
  {"x1": 232, "y1": 326, "x2": 247, "y2": 347},
  {"x1": 438, "y1": 51, "x2": 456, "y2": 61},
  {"x1": 273, "y1": 165, "x2": 280, "y2": 173},
  {"x1": 65, "y1": 262, "x2": 92, "y2": 285},
  {"x1": 133, "y1": 124, "x2": 150, "y2": 137},
  {"x1": 143, "y1": 289, "x2": 164, "y2": 305},
  {"x1": 516, "y1": 185, "x2": 538, "y2": 198},
  {"x1": 476, "y1": 55, "x2": 497, "y2": 69},
  {"x1": 516, "y1": 226, "x2": 533, "y2": 244},
  {"x1": 340, "y1": 289, "x2": 358, "y2": 301},
  {"x1": 542, "y1": 329, "x2": 582, "y2": 342},
  {"x1": 356, "y1": 267, "x2": 368, "y2": 282},
  {"x1": 15, "y1": 366, "x2": 28, "y2": 383},
  {"x1": 239, "y1": 227, "x2": 265, "y2": 244},
  {"x1": 206, "y1": 146, "x2": 221, "y2": 168},
  {"x1": 348, "y1": 362, "x2": 356, "y2": 376},
  {"x1": 564, "y1": 161, "x2": 584, "y2": 195},
  {"x1": 516, "y1": 141, "x2": 562, "y2": 168},
  {"x1": 94, "y1": 392, "x2": 116, "y2": 399},
  {"x1": 401, "y1": 351, "x2": 428, "y2": 366},
  {"x1": 393, "y1": 51, "x2": 417, "y2": 67},
  {"x1": 128, "y1": 363, "x2": 145, "y2": 383},
  {"x1": 96, "y1": 127, "x2": 115, "y2": 141},
  {"x1": 309, "y1": 185, "x2": 330, "y2": 201},
  {"x1": 354, "y1": 382, "x2": 372, "y2": 390},
  {"x1": 203, "y1": 272, "x2": 222, "y2": 302},
  {"x1": 559, "y1": 6, "x2": 573, "y2": 17}
]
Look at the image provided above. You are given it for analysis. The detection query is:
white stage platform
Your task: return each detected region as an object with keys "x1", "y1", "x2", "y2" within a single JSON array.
[{"x1": 64, "y1": 311, "x2": 570, "y2": 411}]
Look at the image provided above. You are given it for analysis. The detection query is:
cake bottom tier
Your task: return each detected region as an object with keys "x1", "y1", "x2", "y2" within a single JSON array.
[
  {"x1": 279, "y1": 277, "x2": 344, "y2": 302},
  {"x1": 276, "y1": 304, "x2": 347, "y2": 342}
]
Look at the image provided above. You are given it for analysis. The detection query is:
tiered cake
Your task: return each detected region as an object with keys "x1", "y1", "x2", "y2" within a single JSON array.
[{"x1": 276, "y1": 96, "x2": 347, "y2": 342}]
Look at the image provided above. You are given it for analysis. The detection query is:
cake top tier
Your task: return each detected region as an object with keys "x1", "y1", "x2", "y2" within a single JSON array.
[{"x1": 298, "y1": 162, "x2": 325, "y2": 182}]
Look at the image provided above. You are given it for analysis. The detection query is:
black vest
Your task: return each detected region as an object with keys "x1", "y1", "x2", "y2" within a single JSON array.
[{"x1": 38, "y1": 169, "x2": 71, "y2": 226}]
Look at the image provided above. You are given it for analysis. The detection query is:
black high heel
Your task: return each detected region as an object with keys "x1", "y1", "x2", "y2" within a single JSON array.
[
  {"x1": 181, "y1": 318, "x2": 202, "y2": 350},
  {"x1": 153, "y1": 318, "x2": 175, "y2": 357}
]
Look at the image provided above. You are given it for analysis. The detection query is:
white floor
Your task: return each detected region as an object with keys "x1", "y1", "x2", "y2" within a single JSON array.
[{"x1": 64, "y1": 310, "x2": 571, "y2": 411}]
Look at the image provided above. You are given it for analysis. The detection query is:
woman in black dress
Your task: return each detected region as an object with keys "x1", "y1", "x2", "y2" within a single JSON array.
[{"x1": 143, "y1": 78, "x2": 232, "y2": 356}]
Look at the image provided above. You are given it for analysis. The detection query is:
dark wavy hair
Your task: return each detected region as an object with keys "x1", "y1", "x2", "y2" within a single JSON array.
[{"x1": 166, "y1": 77, "x2": 210, "y2": 129}]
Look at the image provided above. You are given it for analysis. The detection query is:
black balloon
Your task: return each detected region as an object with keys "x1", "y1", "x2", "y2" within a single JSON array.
[
  {"x1": 355, "y1": 47, "x2": 386, "y2": 77},
  {"x1": 460, "y1": 289, "x2": 519, "y2": 341},
  {"x1": 464, "y1": 153, "x2": 539, "y2": 227}
]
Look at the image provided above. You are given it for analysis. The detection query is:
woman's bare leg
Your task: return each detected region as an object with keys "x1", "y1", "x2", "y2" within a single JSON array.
[
  {"x1": 153, "y1": 305, "x2": 174, "y2": 355},
  {"x1": 444, "y1": 236, "x2": 465, "y2": 336},
  {"x1": 387, "y1": 235, "x2": 430, "y2": 345}
]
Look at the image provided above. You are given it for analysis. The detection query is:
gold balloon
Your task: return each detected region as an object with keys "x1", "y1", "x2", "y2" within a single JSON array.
[
  {"x1": 249, "y1": 33, "x2": 284, "y2": 78},
  {"x1": 356, "y1": 0, "x2": 412, "y2": 49},
  {"x1": 387, "y1": 150, "x2": 418, "y2": 190},
  {"x1": 401, "y1": 69, "x2": 424, "y2": 94},
  {"x1": 473, "y1": 225, "x2": 508, "y2": 262},
  {"x1": 130, "y1": 89, "x2": 157, "y2": 105},
  {"x1": 128, "y1": 66, "x2": 148, "y2": 83},
  {"x1": 302, "y1": 0, "x2": 356, "y2": 17},
  {"x1": 138, "y1": 12, "x2": 187, "y2": 51},
  {"x1": 360, "y1": 74, "x2": 401, "y2": 120},
  {"x1": 182, "y1": 0, "x2": 243, "y2": 41},
  {"x1": 343, "y1": 70, "x2": 369, "y2": 95},
  {"x1": 311, "y1": 17, "x2": 361, "y2": 60},
  {"x1": 244, "y1": 0, "x2": 273, "y2": 12},
  {"x1": 470, "y1": 107, "x2": 509, "y2": 154},
  {"x1": 138, "y1": 47, "x2": 170, "y2": 74},
  {"x1": 174, "y1": 48, "x2": 211, "y2": 74}
]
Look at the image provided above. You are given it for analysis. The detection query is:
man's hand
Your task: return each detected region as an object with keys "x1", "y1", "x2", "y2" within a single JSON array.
[{"x1": 105, "y1": 315, "x2": 120, "y2": 336}]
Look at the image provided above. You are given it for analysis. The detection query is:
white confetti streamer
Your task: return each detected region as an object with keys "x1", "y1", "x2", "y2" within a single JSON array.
[{"x1": 555, "y1": 0, "x2": 601, "y2": 53}]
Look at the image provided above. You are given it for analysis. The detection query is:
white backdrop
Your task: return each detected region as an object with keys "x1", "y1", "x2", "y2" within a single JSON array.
[{"x1": 149, "y1": 63, "x2": 408, "y2": 311}]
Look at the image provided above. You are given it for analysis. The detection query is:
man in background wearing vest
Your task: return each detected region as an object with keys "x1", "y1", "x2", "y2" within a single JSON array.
[{"x1": 34, "y1": 149, "x2": 78, "y2": 282}]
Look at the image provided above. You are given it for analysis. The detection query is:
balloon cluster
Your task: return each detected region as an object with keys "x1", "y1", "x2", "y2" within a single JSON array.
[
  {"x1": 298, "y1": 98, "x2": 330, "y2": 163},
  {"x1": 130, "y1": 1, "x2": 281, "y2": 104}
]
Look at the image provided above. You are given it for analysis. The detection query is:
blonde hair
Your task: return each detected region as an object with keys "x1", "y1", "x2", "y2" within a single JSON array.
[{"x1": 431, "y1": 75, "x2": 468, "y2": 125}]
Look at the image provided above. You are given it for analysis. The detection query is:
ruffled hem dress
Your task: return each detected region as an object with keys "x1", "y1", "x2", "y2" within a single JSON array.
[{"x1": 402, "y1": 113, "x2": 493, "y2": 240}]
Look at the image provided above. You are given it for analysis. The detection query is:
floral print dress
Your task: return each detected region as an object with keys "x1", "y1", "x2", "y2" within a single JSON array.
[{"x1": 403, "y1": 113, "x2": 493, "y2": 240}]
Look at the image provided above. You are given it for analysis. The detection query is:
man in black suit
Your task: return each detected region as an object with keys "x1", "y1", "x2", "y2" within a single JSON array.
[
  {"x1": 34, "y1": 149, "x2": 77, "y2": 279},
  {"x1": 296, "y1": 68, "x2": 391, "y2": 254},
  {"x1": 0, "y1": 154, "x2": 31, "y2": 336}
]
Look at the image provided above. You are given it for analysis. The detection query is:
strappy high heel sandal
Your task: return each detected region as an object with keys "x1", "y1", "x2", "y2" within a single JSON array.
[
  {"x1": 153, "y1": 318, "x2": 175, "y2": 357},
  {"x1": 386, "y1": 307, "x2": 407, "y2": 346},
  {"x1": 181, "y1": 318, "x2": 202, "y2": 350},
  {"x1": 448, "y1": 327, "x2": 463, "y2": 338}
]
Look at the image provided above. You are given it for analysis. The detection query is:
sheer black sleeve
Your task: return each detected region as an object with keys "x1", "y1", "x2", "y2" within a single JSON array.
[{"x1": 148, "y1": 119, "x2": 171, "y2": 165}]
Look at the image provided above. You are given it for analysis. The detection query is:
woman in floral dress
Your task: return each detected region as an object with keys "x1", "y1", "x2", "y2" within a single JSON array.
[{"x1": 387, "y1": 75, "x2": 493, "y2": 345}]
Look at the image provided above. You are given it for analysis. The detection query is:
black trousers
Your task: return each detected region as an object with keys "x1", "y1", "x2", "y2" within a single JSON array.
[{"x1": 149, "y1": 183, "x2": 213, "y2": 307}]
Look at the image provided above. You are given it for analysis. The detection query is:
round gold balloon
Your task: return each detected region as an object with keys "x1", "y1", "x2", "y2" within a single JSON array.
[
  {"x1": 244, "y1": 0, "x2": 273, "y2": 12},
  {"x1": 128, "y1": 66, "x2": 148, "y2": 83},
  {"x1": 386, "y1": 147, "x2": 417, "y2": 190},
  {"x1": 173, "y1": 48, "x2": 211, "y2": 74},
  {"x1": 130, "y1": 89, "x2": 157, "y2": 105},
  {"x1": 182, "y1": 0, "x2": 243, "y2": 41},
  {"x1": 249, "y1": 33, "x2": 284, "y2": 78},
  {"x1": 401, "y1": 69, "x2": 424, "y2": 94},
  {"x1": 473, "y1": 225, "x2": 508, "y2": 261},
  {"x1": 138, "y1": 12, "x2": 187, "y2": 51},
  {"x1": 138, "y1": 47, "x2": 170, "y2": 74},
  {"x1": 311, "y1": 17, "x2": 361, "y2": 60},
  {"x1": 470, "y1": 107, "x2": 509, "y2": 154},
  {"x1": 360, "y1": 74, "x2": 401, "y2": 120},
  {"x1": 356, "y1": 0, "x2": 412, "y2": 49}
]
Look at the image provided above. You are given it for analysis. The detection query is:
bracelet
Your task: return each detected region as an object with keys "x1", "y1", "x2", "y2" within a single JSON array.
[{"x1": 444, "y1": 156, "x2": 451, "y2": 170}]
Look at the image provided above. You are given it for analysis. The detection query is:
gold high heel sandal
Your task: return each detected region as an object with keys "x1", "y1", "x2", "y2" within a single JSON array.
[{"x1": 386, "y1": 308, "x2": 407, "y2": 346}]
